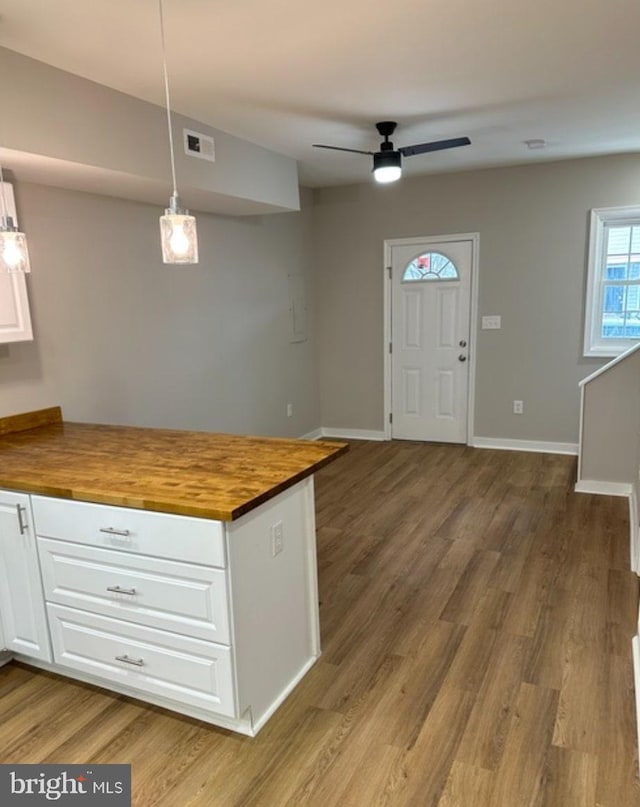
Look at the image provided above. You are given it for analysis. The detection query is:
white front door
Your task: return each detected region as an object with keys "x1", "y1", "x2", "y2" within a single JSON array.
[{"x1": 390, "y1": 237, "x2": 473, "y2": 443}]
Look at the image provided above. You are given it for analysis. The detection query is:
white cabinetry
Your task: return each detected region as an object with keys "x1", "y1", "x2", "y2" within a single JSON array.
[
  {"x1": 0, "y1": 603, "x2": 6, "y2": 655},
  {"x1": 7, "y1": 478, "x2": 321, "y2": 736},
  {"x1": 33, "y1": 494, "x2": 237, "y2": 722},
  {"x1": 0, "y1": 183, "x2": 33, "y2": 344},
  {"x1": 0, "y1": 490, "x2": 51, "y2": 661},
  {"x1": 38, "y1": 538, "x2": 231, "y2": 643},
  {"x1": 47, "y1": 604, "x2": 236, "y2": 717},
  {"x1": 0, "y1": 273, "x2": 33, "y2": 343},
  {"x1": 0, "y1": 616, "x2": 9, "y2": 669}
]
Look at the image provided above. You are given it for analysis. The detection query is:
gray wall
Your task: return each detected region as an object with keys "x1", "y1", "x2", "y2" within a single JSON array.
[
  {"x1": 0, "y1": 47, "x2": 299, "y2": 215},
  {"x1": 313, "y1": 154, "x2": 640, "y2": 443},
  {"x1": 4, "y1": 153, "x2": 640, "y2": 446},
  {"x1": 0, "y1": 183, "x2": 319, "y2": 437},
  {"x1": 579, "y1": 348, "x2": 640, "y2": 484}
]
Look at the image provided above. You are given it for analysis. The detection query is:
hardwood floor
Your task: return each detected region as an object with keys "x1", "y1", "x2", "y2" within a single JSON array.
[{"x1": 1, "y1": 440, "x2": 638, "y2": 806}]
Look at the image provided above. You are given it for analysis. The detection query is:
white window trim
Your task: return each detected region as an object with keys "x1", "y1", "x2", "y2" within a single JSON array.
[{"x1": 584, "y1": 205, "x2": 640, "y2": 357}]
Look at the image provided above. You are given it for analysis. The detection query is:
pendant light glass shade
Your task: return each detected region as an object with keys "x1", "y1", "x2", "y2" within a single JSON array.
[
  {"x1": 160, "y1": 194, "x2": 198, "y2": 263},
  {"x1": 158, "y1": 0, "x2": 198, "y2": 264},
  {"x1": 0, "y1": 215, "x2": 31, "y2": 274},
  {"x1": 0, "y1": 169, "x2": 31, "y2": 274}
]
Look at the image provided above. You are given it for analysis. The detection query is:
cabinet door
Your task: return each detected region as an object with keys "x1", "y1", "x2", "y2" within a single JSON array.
[
  {"x1": 0, "y1": 183, "x2": 33, "y2": 343},
  {"x1": 0, "y1": 272, "x2": 33, "y2": 343},
  {"x1": 0, "y1": 491, "x2": 51, "y2": 660}
]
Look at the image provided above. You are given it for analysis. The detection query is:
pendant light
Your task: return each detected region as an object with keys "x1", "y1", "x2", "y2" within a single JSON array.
[
  {"x1": 158, "y1": 0, "x2": 198, "y2": 264},
  {"x1": 0, "y1": 167, "x2": 31, "y2": 273}
]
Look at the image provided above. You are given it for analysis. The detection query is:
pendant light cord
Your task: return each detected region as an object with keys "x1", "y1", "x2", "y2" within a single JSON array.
[{"x1": 159, "y1": 0, "x2": 178, "y2": 198}]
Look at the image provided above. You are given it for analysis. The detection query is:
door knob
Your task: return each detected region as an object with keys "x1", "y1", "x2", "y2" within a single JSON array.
[
  {"x1": 459, "y1": 340, "x2": 467, "y2": 347},
  {"x1": 458, "y1": 354, "x2": 467, "y2": 362}
]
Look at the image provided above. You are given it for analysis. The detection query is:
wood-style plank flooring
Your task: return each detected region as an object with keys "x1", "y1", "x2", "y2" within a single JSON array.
[{"x1": 1, "y1": 440, "x2": 638, "y2": 805}]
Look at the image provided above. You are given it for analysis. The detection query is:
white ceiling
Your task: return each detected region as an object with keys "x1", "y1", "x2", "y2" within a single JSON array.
[{"x1": 1, "y1": 0, "x2": 640, "y2": 188}]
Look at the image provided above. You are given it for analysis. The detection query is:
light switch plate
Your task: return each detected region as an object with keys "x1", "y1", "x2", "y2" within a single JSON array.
[{"x1": 482, "y1": 315, "x2": 502, "y2": 330}]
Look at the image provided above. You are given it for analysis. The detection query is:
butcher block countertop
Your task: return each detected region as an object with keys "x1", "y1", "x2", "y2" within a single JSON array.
[{"x1": 0, "y1": 407, "x2": 348, "y2": 521}]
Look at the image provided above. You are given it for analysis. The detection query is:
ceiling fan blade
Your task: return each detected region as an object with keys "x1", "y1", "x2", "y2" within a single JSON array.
[
  {"x1": 399, "y1": 137, "x2": 471, "y2": 157},
  {"x1": 312, "y1": 144, "x2": 375, "y2": 156}
]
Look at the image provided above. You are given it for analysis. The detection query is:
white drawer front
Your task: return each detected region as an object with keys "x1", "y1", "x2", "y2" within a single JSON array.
[
  {"x1": 48, "y1": 604, "x2": 236, "y2": 718},
  {"x1": 32, "y1": 496, "x2": 226, "y2": 568},
  {"x1": 38, "y1": 538, "x2": 230, "y2": 644}
]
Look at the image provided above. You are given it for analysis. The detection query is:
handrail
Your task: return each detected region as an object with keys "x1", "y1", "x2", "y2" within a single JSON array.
[{"x1": 579, "y1": 341, "x2": 640, "y2": 387}]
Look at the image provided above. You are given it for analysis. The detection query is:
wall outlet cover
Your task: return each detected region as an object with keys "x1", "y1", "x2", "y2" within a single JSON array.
[{"x1": 271, "y1": 521, "x2": 284, "y2": 556}]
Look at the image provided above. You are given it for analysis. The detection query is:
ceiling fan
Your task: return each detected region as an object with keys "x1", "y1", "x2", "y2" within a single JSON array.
[{"x1": 313, "y1": 121, "x2": 471, "y2": 184}]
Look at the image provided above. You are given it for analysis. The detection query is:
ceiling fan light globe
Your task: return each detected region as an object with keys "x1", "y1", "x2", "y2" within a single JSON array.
[
  {"x1": 373, "y1": 150, "x2": 402, "y2": 184},
  {"x1": 374, "y1": 165, "x2": 402, "y2": 184}
]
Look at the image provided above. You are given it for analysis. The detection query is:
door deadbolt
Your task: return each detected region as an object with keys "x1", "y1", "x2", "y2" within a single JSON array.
[
  {"x1": 458, "y1": 354, "x2": 467, "y2": 362},
  {"x1": 459, "y1": 340, "x2": 467, "y2": 347}
]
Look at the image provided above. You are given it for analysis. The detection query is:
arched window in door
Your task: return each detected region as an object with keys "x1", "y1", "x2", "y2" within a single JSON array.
[{"x1": 402, "y1": 251, "x2": 459, "y2": 281}]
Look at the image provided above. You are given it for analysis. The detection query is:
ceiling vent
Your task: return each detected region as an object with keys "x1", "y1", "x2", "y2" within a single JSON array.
[{"x1": 183, "y1": 129, "x2": 215, "y2": 162}]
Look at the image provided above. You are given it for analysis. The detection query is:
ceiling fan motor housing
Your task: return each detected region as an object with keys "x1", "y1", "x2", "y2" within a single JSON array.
[
  {"x1": 373, "y1": 149, "x2": 402, "y2": 172},
  {"x1": 375, "y1": 121, "x2": 398, "y2": 140},
  {"x1": 375, "y1": 121, "x2": 401, "y2": 171}
]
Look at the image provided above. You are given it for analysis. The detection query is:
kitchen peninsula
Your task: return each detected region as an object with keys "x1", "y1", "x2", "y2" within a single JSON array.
[{"x1": 0, "y1": 407, "x2": 347, "y2": 735}]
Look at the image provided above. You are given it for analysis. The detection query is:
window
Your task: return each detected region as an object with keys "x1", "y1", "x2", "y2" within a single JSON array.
[
  {"x1": 402, "y1": 251, "x2": 459, "y2": 282},
  {"x1": 584, "y1": 206, "x2": 640, "y2": 356}
]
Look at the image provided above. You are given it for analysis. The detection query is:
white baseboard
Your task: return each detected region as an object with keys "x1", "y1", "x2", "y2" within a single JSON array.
[
  {"x1": 472, "y1": 436, "x2": 578, "y2": 455},
  {"x1": 320, "y1": 427, "x2": 387, "y2": 442},
  {"x1": 305, "y1": 429, "x2": 578, "y2": 449},
  {"x1": 298, "y1": 427, "x2": 387, "y2": 442},
  {"x1": 299, "y1": 428, "x2": 324, "y2": 441},
  {"x1": 574, "y1": 480, "x2": 633, "y2": 497}
]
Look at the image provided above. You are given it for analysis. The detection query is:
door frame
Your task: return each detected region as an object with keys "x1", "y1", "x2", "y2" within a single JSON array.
[{"x1": 383, "y1": 232, "x2": 480, "y2": 443}]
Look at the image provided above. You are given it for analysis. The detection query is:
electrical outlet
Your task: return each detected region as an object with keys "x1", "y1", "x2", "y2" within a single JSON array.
[
  {"x1": 513, "y1": 400, "x2": 524, "y2": 415},
  {"x1": 286, "y1": 403, "x2": 293, "y2": 418},
  {"x1": 271, "y1": 521, "x2": 284, "y2": 557}
]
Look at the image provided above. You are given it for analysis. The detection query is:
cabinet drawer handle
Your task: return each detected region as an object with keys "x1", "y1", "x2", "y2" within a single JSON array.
[
  {"x1": 16, "y1": 504, "x2": 28, "y2": 535},
  {"x1": 115, "y1": 654, "x2": 144, "y2": 667},
  {"x1": 99, "y1": 527, "x2": 131, "y2": 537},
  {"x1": 106, "y1": 585, "x2": 137, "y2": 596}
]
